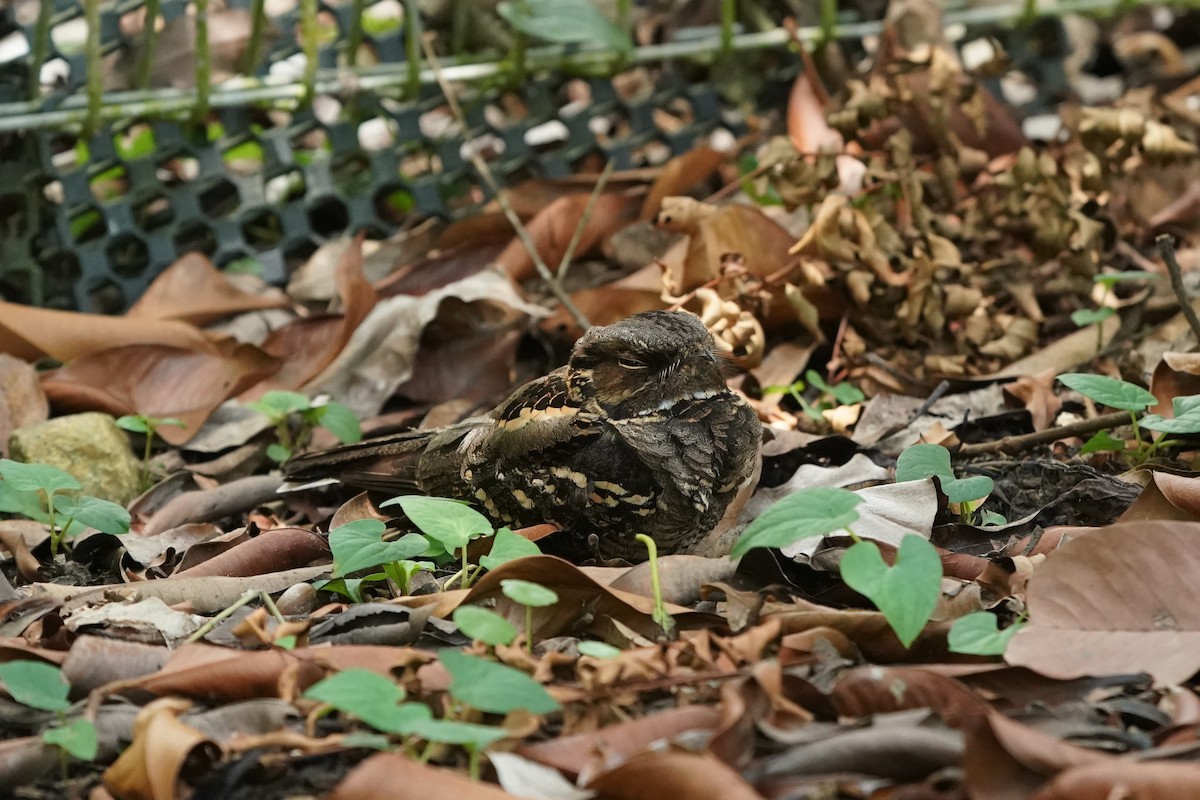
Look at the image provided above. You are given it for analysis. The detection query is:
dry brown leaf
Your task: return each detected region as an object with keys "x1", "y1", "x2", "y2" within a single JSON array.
[
  {"x1": 964, "y1": 709, "x2": 1109, "y2": 800},
  {"x1": 640, "y1": 147, "x2": 726, "y2": 221},
  {"x1": 40, "y1": 342, "x2": 279, "y2": 445},
  {"x1": 1031, "y1": 759, "x2": 1200, "y2": 800},
  {"x1": 0, "y1": 354, "x2": 48, "y2": 456},
  {"x1": 127, "y1": 252, "x2": 288, "y2": 325},
  {"x1": 246, "y1": 234, "x2": 376, "y2": 397},
  {"x1": 1119, "y1": 472, "x2": 1200, "y2": 524},
  {"x1": 1149, "y1": 352, "x2": 1200, "y2": 414},
  {"x1": 331, "y1": 752, "x2": 517, "y2": 799},
  {"x1": 1006, "y1": 521, "x2": 1200, "y2": 686},
  {"x1": 497, "y1": 192, "x2": 639, "y2": 282},
  {"x1": 0, "y1": 301, "x2": 217, "y2": 363},
  {"x1": 102, "y1": 697, "x2": 220, "y2": 800},
  {"x1": 586, "y1": 750, "x2": 764, "y2": 800},
  {"x1": 518, "y1": 706, "x2": 721, "y2": 779},
  {"x1": 171, "y1": 527, "x2": 329, "y2": 578}
]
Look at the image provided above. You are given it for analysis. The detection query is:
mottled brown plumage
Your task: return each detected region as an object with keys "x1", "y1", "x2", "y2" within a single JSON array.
[{"x1": 285, "y1": 311, "x2": 762, "y2": 560}]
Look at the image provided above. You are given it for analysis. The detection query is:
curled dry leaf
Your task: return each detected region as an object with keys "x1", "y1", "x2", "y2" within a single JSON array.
[
  {"x1": 102, "y1": 697, "x2": 220, "y2": 800},
  {"x1": 0, "y1": 300, "x2": 217, "y2": 363},
  {"x1": 1007, "y1": 521, "x2": 1200, "y2": 686}
]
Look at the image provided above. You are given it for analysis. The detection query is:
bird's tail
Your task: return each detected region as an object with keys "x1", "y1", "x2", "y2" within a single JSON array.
[{"x1": 282, "y1": 429, "x2": 435, "y2": 495}]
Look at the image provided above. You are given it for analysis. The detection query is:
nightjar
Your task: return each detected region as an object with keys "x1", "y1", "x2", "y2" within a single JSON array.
[{"x1": 285, "y1": 310, "x2": 762, "y2": 561}]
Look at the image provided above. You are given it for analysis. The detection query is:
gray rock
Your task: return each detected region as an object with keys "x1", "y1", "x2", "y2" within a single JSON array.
[{"x1": 8, "y1": 412, "x2": 141, "y2": 505}]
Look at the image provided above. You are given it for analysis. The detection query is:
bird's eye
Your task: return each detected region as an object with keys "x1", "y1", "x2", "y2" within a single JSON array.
[{"x1": 618, "y1": 357, "x2": 647, "y2": 370}]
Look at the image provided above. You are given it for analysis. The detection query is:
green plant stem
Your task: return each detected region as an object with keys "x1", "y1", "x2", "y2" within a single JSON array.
[
  {"x1": 84, "y1": 0, "x2": 102, "y2": 136},
  {"x1": 525, "y1": 604, "x2": 533, "y2": 653},
  {"x1": 635, "y1": 534, "x2": 674, "y2": 637},
  {"x1": 300, "y1": 0, "x2": 318, "y2": 103},
  {"x1": 245, "y1": 0, "x2": 268, "y2": 73},
  {"x1": 195, "y1": 0, "x2": 212, "y2": 120},
  {"x1": 137, "y1": 0, "x2": 162, "y2": 89},
  {"x1": 466, "y1": 744, "x2": 482, "y2": 781},
  {"x1": 461, "y1": 549, "x2": 471, "y2": 591},
  {"x1": 720, "y1": 0, "x2": 735, "y2": 54},
  {"x1": 185, "y1": 590, "x2": 260, "y2": 643},
  {"x1": 346, "y1": 0, "x2": 366, "y2": 67},
  {"x1": 403, "y1": 0, "x2": 421, "y2": 99},
  {"x1": 28, "y1": 0, "x2": 52, "y2": 99},
  {"x1": 140, "y1": 426, "x2": 155, "y2": 488}
]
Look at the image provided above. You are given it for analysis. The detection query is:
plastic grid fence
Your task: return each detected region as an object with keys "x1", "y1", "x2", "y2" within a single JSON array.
[{"x1": 0, "y1": 2, "x2": 1070, "y2": 312}]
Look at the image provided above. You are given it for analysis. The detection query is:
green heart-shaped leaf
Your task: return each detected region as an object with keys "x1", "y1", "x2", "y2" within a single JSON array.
[{"x1": 840, "y1": 535, "x2": 942, "y2": 648}]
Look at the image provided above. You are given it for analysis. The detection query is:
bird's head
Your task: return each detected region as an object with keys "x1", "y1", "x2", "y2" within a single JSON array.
[{"x1": 567, "y1": 310, "x2": 727, "y2": 416}]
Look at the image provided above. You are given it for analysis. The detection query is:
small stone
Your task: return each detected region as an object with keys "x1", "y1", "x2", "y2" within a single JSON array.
[
  {"x1": 276, "y1": 582, "x2": 317, "y2": 616},
  {"x1": 8, "y1": 412, "x2": 142, "y2": 504}
]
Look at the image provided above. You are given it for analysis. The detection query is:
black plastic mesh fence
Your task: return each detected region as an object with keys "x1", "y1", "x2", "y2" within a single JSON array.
[{"x1": 0, "y1": 1, "x2": 1071, "y2": 312}]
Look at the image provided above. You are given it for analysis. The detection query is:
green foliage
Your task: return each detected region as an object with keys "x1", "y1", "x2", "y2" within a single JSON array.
[
  {"x1": 731, "y1": 486, "x2": 863, "y2": 557},
  {"x1": 440, "y1": 650, "x2": 560, "y2": 714},
  {"x1": 328, "y1": 519, "x2": 429, "y2": 578},
  {"x1": 840, "y1": 535, "x2": 943, "y2": 648},
  {"x1": 1140, "y1": 395, "x2": 1200, "y2": 434},
  {"x1": 0, "y1": 661, "x2": 98, "y2": 761},
  {"x1": 1080, "y1": 429, "x2": 1127, "y2": 454},
  {"x1": 385, "y1": 496, "x2": 493, "y2": 552},
  {"x1": 478, "y1": 527, "x2": 541, "y2": 571},
  {"x1": 383, "y1": 495, "x2": 504, "y2": 590},
  {"x1": 304, "y1": 668, "x2": 431, "y2": 733},
  {"x1": 502, "y1": 579, "x2": 560, "y2": 651},
  {"x1": 453, "y1": 605, "x2": 518, "y2": 647},
  {"x1": 0, "y1": 460, "x2": 130, "y2": 557},
  {"x1": 1056, "y1": 373, "x2": 1156, "y2": 412},
  {"x1": 0, "y1": 660, "x2": 70, "y2": 711},
  {"x1": 248, "y1": 391, "x2": 362, "y2": 463},
  {"x1": 497, "y1": 0, "x2": 631, "y2": 54},
  {"x1": 895, "y1": 443, "x2": 994, "y2": 506},
  {"x1": 763, "y1": 370, "x2": 865, "y2": 424},
  {"x1": 577, "y1": 641, "x2": 621, "y2": 658},
  {"x1": 1070, "y1": 307, "x2": 1114, "y2": 328},
  {"x1": 1055, "y1": 373, "x2": 1193, "y2": 463},
  {"x1": 325, "y1": 519, "x2": 432, "y2": 597},
  {"x1": 948, "y1": 612, "x2": 1025, "y2": 656},
  {"x1": 500, "y1": 579, "x2": 557, "y2": 607}
]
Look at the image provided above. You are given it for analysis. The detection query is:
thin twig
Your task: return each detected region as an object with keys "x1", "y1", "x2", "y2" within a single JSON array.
[
  {"x1": 421, "y1": 34, "x2": 591, "y2": 330},
  {"x1": 1157, "y1": 234, "x2": 1200, "y2": 344},
  {"x1": 556, "y1": 159, "x2": 616, "y2": 288},
  {"x1": 954, "y1": 410, "x2": 1130, "y2": 457}
]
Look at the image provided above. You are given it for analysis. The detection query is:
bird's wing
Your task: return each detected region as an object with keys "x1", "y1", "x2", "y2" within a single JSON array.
[{"x1": 472, "y1": 367, "x2": 596, "y2": 460}]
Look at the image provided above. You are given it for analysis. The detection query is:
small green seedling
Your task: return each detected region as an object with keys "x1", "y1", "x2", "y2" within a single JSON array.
[
  {"x1": 326, "y1": 518, "x2": 432, "y2": 598},
  {"x1": 1072, "y1": 271, "x2": 1157, "y2": 354},
  {"x1": 635, "y1": 533, "x2": 675, "y2": 637},
  {"x1": 383, "y1": 496, "x2": 496, "y2": 590},
  {"x1": 500, "y1": 579, "x2": 558, "y2": 653},
  {"x1": 0, "y1": 660, "x2": 98, "y2": 773},
  {"x1": 764, "y1": 370, "x2": 865, "y2": 425},
  {"x1": 248, "y1": 390, "x2": 362, "y2": 463},
  {"x1": 116, "y1": 414, "x2": 186, "y2": 488},
  {"x1": 1056, "y1": 373, "x2": 1184, "y2": 463},
  {"x1": 947, "y1": 611, "x2": 1026, "y2": 656},
  {"x1": 0, "y1": 460, "x2": 130, "y2": 558},
  {"x1": 453, "y1": 605, "x2": 518, "y2": 648},
  {"x1": 732, "y1": 485, "x2": 943, "y2": 649},
  {"x1": 895, "y1": 443, "x2": 994, "y2": 521},
  {"x1": 304, "y1": 667, "x2": 509, "y2": 778},
  {"x1": 577, "y1": 641, "x2": 621, "y2": 658},
  {"x1": 440, "y1": 649, "x2": 560, "y2": 715}
]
